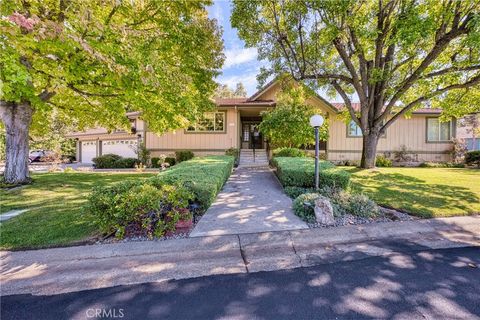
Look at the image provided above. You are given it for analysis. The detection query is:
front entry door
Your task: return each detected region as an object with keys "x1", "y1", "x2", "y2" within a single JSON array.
[{"x1": 242, "y1": 123, "x2": 263, "y2": 149}]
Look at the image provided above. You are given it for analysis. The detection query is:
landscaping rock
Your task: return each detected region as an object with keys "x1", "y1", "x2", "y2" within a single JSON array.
[{"x1": 314, "y1": 197, "x2": 335, "y2": 226}]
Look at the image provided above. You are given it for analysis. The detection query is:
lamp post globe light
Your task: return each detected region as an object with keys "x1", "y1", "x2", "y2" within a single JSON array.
[{"x1": 309, "y1": 114, "x2": 325, "y2": 190}]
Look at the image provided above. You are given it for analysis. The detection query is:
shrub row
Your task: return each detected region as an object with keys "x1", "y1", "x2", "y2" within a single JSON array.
[
  {"x1": 92, "y1": 154, "x2": 139, "y2": 169},
  {"x1": 271, "y1": 157, "x2": 351, "y2": 190},
  {"x1": 86, "y1": 156, "x2": 234, "y2": 238},
  {"x1": 272, "y1": 147, "x2": 306, "y2": 158},
  {"x1": 153, "y1": 156, "x2": 234, "y2": 210}
]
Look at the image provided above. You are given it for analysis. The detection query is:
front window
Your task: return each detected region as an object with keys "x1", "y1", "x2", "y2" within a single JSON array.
[
  {"x1": 427, "y1": 118, "x2": 452, "y2": 142},
  {"x1": 347, "y1": 120, "x2": 362, "y2": 137},
  {"x1": 187, "y1": 112, "x2": 225, "y2": 132}
]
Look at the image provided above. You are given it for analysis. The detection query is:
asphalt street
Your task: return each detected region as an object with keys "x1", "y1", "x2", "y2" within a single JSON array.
[{"x1": 1, "y1": 247, "x2": 479, "y2": 320}]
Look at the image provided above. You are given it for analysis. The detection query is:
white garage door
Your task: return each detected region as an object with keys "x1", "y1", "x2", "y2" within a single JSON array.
[
  {"x1": 81, "y1": 141, "x2": 97, "y2": 164},
  {"x1": 102, "y1": 140, "x2": 137, "y2": 158}
]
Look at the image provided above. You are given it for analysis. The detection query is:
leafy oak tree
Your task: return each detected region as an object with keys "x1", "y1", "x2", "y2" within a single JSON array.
[
  {"x1": 259, "y1": 85, "x2": 328, "y2": 148},
  {"x1": 0, "y1": 0, "x2": 223, "y2": 183},
  {"x1": 232, "y1": 0, "x2": 480, "y2": 168}
]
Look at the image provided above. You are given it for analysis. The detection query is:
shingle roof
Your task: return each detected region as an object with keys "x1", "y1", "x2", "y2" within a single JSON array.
[{"x1": 215, "y1": 97, "x2": 275, "y2": 106}]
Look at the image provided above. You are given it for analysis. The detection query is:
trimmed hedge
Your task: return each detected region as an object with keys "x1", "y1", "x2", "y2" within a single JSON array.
[
  {"x1": 273, "y1": 147, "x2": 306, "y2": 158},
  {"x1": 92, "y1": 154, "x2": 139, "y2": 169},
  {"x1": 92, "y1": 154, "x2": 122, "y2": 168},
  {"x1": 272, "y1": 157, "x2": 350, "y2": 190},
  {"x1": 150, "y1": 155, "x2": 234, "y2": 210}
]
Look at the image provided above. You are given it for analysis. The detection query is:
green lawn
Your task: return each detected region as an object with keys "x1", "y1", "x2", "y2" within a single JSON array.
[
  {"x1": 345, "y1": 167, "x2": 480, "y2": 218},
  {"x1": 0, "y1": 172, "x2": 154, "y2": 250}
]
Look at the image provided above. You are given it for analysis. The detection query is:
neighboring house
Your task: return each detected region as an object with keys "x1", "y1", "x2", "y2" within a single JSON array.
[
  {"x1": 456, "y1": 113, "x2": 480, "y2": 151},
  {"x1": 68, "y1": 79, "x2": 458, "y2": 164}
]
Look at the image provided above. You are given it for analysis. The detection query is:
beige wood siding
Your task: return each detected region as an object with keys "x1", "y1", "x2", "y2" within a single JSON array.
[
  {"x1": 328, "y1": 114, "x2": 453, "y2": 162},
  {"x1": 145, "y1": 108, "x2": 239, "y2": 153}
]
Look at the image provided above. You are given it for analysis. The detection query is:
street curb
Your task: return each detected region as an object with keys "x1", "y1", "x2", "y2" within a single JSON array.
[{"x1": 1, "y1": 216, "x2": 478, "y2": 296}]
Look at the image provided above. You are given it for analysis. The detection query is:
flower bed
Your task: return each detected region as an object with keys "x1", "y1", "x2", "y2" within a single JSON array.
[{"x1": 86, "y1": 156, "x2": 234, "y2": 239}]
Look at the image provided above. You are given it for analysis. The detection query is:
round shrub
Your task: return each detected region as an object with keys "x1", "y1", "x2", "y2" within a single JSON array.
[
  {"x1": 284, "y1": 186, "x2": 313, "y2": 199},
  {"x1": 92, "y1": 154, "x2": 122, "y2": 168},
  {"x1": 164, "y1": 157, "x2": 176, "y2": 166},
  {"x1": 375, "y1": 155, "x2": 392, "y2": 167},
  {"x1": 114, "y1": 157, "x2": 138, "y2": 168},
  {"x1": 465, "y1": 151, "x2": 480, "y2": 167},
  {"x1": 175, "y1": 150, "x2": 194, "y2": 163},
  {"x1": 273, "y1": 147, "x2": 306, "y2": 158},
  {"x1": 225, "y1": 148, "x2": 240, "y2": 163},
  {"x1": 151, "y1": 157, "x2": 161, "y2": 168},
  {"x1": 347, "y1": 194, "x2": 379, "y2": 218},
  {"x1": 292, "y1": 193, "x2": 321, "y2": 222}
]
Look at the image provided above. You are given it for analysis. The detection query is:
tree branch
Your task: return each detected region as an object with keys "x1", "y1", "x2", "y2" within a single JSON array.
[
  {"x1": 68, "y1": 85, "x2": 122, "y2": 97},
  {"x1": 383, "y1": 24, "x2": 471, "y2": 119},
  {"x1": 332, "y1": 81, "x2": 361, "y2": 128},
  {"x1": 384, "y1": 72, "x2": 480, "y2": 130},
  {"x1": 423, "y1": 65, "x2": 480, "y2": 78},
  {"x1": 333, "y1": 38, "x2": 368, "y2": 105}
]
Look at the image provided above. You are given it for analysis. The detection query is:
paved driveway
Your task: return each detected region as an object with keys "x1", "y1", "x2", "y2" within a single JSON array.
[{"x1": 190, "y1": 167, "x2": 308, "y2": 237}]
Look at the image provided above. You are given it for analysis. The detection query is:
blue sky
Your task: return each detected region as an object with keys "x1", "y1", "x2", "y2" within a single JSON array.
[{"x1": 207, "y1": 0, "x2": 265, "y2": 96}]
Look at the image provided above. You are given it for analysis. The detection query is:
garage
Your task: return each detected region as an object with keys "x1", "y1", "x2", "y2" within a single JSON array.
[
  {"x1": 80, "y1": 141, "x2": 97, "y2": 164},
  {"x1": 101, "y1": 140, "x2": 137, "y2": 158}
]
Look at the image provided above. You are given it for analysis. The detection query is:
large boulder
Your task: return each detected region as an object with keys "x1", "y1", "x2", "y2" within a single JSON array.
[{"x1": 314, "y1": 196, "x2": 335, "y2": 226}]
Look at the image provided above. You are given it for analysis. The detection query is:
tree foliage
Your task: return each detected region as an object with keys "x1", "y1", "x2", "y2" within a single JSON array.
[
  {"x1": 0, "y1": 0, "x2": 224, "y2": 133},
  {"x1": 0, "y1": 0, "x2": 224, "y2": 183},
  {"x1": 215, "y1": 82, "x2": 247, "y2": 97},
  {"x1": 259, "y1": 85, "x2": 328, "y2": 148},
  {"x1": 232, "y1": 0, "x2": 480, "y2": 167}
]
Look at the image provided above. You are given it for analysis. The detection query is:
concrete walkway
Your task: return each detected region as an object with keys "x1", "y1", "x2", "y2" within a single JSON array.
[
  {"x1": 190, "y1": 166, "x2": 308, "y2": 237},
  {"x1": 1, "y1": 216, "x2": 478, "y2": 296}
]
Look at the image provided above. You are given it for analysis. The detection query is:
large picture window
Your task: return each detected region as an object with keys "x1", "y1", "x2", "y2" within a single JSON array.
[
  {"x1": 427, "y1": 118, "x2": 452, "y2": 142},
  {"x1": 187, "y1": 112, "x2": 225, "y2": 133},
  {"x1": 347, "y1": 120, "x2": 362, "y2": 137}
]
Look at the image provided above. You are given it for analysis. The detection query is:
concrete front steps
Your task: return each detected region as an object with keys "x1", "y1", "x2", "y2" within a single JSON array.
[{"x1": 239, "y1": 149, "x2": 269, "y2": 167}]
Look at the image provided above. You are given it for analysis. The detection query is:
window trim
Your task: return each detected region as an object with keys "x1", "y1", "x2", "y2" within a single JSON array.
[
  {"x1": 185, "y1": 111, "x2": 227, "y2": 134},
  {"x1": 425, "y1": 117, "x2": 455, "y2": 143}
]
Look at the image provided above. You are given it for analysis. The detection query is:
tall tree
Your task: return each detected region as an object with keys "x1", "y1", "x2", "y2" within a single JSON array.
[
  {"x1": 215, "y1": 82, "x2": 247, "y2": 97},
  {"x1": 0, "y1": 0, "x2": 223, "y2": 183},
  {"x1": 234, "y1": 82, "x2": 247, "y2": 97},
  {"x1": 215, "y1": 84, "x2": 235, "y2": 98},
  {"x1": 232, "y1": 0, "x2": 480, "y2": 168}
]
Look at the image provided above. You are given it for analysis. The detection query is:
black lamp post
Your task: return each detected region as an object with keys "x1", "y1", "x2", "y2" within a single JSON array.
[{"x1": 309, "y1": 114, "x2": 325, "y2": 190}]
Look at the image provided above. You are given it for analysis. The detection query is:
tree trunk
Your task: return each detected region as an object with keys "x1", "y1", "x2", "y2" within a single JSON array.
[
  {"x1": 360, "y1": 133, "x2": 379, "y2": 168},
  {"x1": 0, "y1": 102, "x2": 33, "y2": 184}
]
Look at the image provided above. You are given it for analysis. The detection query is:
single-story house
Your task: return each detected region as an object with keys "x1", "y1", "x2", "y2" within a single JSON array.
[{"x1": 69, "y1": 79, "x2": 461, "y2": 164}]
